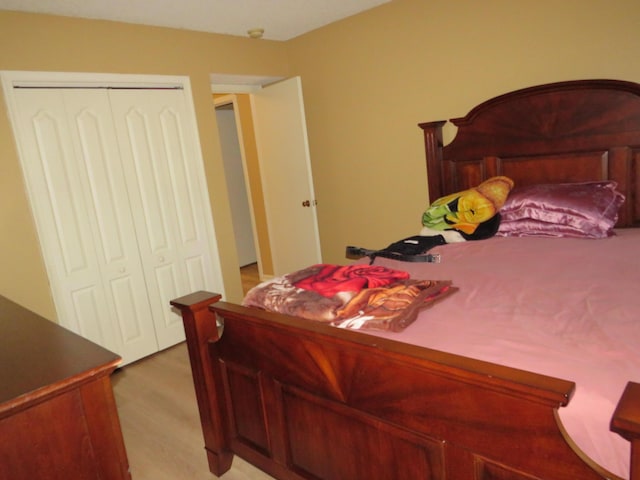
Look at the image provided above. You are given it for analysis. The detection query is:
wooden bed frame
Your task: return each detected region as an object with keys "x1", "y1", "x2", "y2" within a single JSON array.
[{"x1": 172, "y1": 79, "x2": 640, "y2": 480}]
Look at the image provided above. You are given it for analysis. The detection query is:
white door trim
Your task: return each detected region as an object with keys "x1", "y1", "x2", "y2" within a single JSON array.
[{"x1": 2, "y1": 70, "x2": 188, "y2": 89}]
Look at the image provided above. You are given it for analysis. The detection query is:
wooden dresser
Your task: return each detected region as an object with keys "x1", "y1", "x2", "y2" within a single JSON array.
[{"x1": 0, "y1": 295, "x2": 131, "y2": 480}]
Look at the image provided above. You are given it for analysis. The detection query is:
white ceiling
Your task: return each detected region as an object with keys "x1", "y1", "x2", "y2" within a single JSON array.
[{"x1": 0, "y1": 0, "x2": 391, "y2": 41}]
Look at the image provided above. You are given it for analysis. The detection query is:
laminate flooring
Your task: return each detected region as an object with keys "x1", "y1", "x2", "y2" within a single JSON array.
[
  {"x1": 241, "y1": 262, "x2": 261, "y2": 294},
  {"x1": 112, "y1": 342, "x2": 275, "y2": 480}
]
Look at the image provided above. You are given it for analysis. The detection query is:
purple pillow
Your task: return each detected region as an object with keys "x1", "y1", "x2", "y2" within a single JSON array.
[{"x1": 497, "y1": 181, "x2": 625, "y2": 238}]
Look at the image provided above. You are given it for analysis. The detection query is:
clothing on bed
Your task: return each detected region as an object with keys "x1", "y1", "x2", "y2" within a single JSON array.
[
  {"x1": 346, "y1": 234, "x2": 446, "y2": 265},
  {"x1": 243, "y1": 264, "x2": 456, "y2": 331}
]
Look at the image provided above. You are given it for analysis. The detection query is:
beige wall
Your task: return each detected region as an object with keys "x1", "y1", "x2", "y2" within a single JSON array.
[
  {"x1": 2, "y1": 0, "x2": 640, "y2": 320},
  {"x1": 0, "y1": 10, "x2": 290, "y2": 315},
  {"x1": 287, "y1": 0, "x2": 640, "y2": 264}
]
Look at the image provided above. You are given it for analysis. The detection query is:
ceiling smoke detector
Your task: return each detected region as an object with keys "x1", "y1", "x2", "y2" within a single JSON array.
[{"x1": 247, "y1": 28, "x2": 264, "y2": 39}]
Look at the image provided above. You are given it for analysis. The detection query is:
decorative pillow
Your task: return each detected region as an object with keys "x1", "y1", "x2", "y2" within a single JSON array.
[
  {"x1": 422, "y1": 176, "x2": 514, "y2": 239},
  {"x1": 497, "y1": 181, "x2": 625, "y2": 238}
]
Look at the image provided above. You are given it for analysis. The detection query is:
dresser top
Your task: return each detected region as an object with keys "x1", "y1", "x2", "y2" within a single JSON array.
[{"x1": 0, "y1": 295, "x2": 121, "y2": 410}]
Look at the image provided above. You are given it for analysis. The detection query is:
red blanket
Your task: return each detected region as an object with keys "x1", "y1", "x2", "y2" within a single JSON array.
[{"x1": 242, "y1": 264, "x2": 456, "y2": 332}]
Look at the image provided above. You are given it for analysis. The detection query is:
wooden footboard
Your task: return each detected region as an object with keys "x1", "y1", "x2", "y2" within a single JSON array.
[
  {"x1": 612, "y1": 382, "x2": 640, "y2": 480},
  {"x1": 172, "y1": 292, "x2": 640, "y2": 480}
]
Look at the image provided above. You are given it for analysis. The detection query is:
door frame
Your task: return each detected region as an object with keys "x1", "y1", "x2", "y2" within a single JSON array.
[
  {"x1": 214, "y1": 94, "x2": 265, "y2": 280},
  {"x1": 1, "y1": 70, "x2": 226, "y2": 302},
  {"x1": 210, "y1": 75, "x2": 283, "y2": 282}
]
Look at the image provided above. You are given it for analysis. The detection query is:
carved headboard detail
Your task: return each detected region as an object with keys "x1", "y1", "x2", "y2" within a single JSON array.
[{"x1": 419, "y1": 79, "x2": 640, "y2": 227}]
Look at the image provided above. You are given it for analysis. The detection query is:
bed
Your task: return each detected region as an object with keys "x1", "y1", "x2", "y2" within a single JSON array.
[{"x1": 172, "y1": 79, "x2": 640, "y2": 480}]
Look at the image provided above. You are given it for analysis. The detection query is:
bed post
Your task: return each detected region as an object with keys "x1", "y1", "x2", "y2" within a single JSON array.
[
  {"x1": 611, "y1": 381, "x2": 640, "y2": 480},
  {"x1": 170, "y1": 291, "x2": 233, "y2": 476},
  {"x1": 418, "y1": 120, "x2": 446, "y2": 203}
]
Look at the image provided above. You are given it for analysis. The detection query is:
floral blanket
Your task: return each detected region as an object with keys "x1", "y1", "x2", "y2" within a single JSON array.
[{"x1": 242, "y1": 264, "x2": 456, "y2": 332}]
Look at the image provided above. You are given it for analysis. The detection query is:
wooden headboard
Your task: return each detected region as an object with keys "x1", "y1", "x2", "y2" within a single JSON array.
[{"x1": 419, "y1": 79, "x2": 640, "y2": 227}]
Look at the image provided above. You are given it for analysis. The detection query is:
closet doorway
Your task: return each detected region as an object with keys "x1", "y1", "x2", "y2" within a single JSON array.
[{"x1": 2, "y1": 71, "x2": 225, "y2": 365}]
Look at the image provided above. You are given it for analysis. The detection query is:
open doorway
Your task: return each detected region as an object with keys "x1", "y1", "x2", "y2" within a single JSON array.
[
  {"x1": 215, "y1": 101, "x2": 257, "y2": 267},
  {"x1": 211, "y1": 74, "x2": 281, "y2": 290},
  {"x1": 214, "y1": 96, "x2": 262, "y2": 294},
  {"x1": 211, "y1": 74, "x2": 321, "y2": 288}
]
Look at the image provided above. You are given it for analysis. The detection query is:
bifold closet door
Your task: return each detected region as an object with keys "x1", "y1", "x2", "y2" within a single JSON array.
[
  {"x1": 11, "y1": 88, "x2": 159, "y2": 364},
  {"x1": 108, "y1": 88, "x2": 219, "y2": 350},
  {"x1": 10, "y1": 86, "x2": 219, "y2": 364}
]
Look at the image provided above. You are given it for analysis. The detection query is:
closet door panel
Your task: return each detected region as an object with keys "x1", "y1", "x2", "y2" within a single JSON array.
[
  {"x1": 11, "y1": 88, "x2": 159, "y2": 365},
  {"x1": 110, "y1": 94, "x2": 184, "y2": 349},
  {"x1": 153, "y1": 263, "x2": 182, "y2": 334},
  {"x1": 6, "y1": 74, "x2": 225, "y2": 366},
  {"x1": 109, "y1": 89, "x2": 217, "y2": 349},
  {"x1": 116, "y1": 108, "x2": 171, "y2": 254},
  {"x1": 11, "y1": 90, "x2": 118, "y2": 350},
  {"x1": 64, "y1": 90, "x2": 159, "y2": 363},
  {"x1": 185, "y1": 255, "x2": 208, "y2": 291},
  {"x1": 159, "y1": 107, "x2": 213, "y2": 295},
  {"x1": 70, "y1": 287, "x2": 109, "y2": 344}
]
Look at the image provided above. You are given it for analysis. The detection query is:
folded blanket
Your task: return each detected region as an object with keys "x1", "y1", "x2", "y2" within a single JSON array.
[
  {"x1": 242, "y1": 264, "x2": 456, "y2": 332},
  {"x1": 292, "y1": 264, "x2": 410, "y2": 297}
]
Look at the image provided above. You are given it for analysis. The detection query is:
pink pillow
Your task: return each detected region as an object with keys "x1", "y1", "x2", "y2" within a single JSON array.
[{"x1": 497, "y1": 181, "x2": 625, "y2": 238}]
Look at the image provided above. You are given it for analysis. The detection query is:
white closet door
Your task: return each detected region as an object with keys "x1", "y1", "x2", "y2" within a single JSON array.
[
  {"x1": 109, "y1": 89, "x2": 218, "y2": 349},
  {"x1": 11, "y1": 88, "x2": 159, "y2": 363}
]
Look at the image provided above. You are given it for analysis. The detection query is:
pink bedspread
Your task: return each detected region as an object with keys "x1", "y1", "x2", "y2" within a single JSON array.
[{"x1": 369, "y1": 229, "x2": 640, "y2": 479}]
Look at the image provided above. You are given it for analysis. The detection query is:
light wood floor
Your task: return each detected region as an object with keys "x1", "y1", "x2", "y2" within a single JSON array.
[
  {"x1": 112, "y1": 342, "x2": 275, "y2": 480},
  {"x1": 240, "y1": 262, "x2": 261, "y2": 294}
]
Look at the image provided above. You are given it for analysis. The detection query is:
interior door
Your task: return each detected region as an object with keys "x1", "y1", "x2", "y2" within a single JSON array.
[{"x1": 250, "y1": 77, "x2": 322, "y2": 275}]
